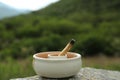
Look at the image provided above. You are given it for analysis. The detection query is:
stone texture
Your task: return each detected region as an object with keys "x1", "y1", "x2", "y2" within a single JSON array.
[{"x1": 10, "y1": 67, "x2": 120, "y2": 80}]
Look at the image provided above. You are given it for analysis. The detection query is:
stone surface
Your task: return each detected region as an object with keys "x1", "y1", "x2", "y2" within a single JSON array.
[{"x1": 11, "y1": 67, "x2": 120, "y2": 80}]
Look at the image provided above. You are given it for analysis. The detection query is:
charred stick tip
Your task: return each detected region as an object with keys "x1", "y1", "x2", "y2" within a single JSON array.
[{"x1": 70, "y1": 39, "x2": 75, "y2": 45}]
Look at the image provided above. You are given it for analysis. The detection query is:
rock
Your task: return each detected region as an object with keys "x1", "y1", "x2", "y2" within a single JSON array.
[{"x1": 10, "y1": 67, "x2": 120, "y2": 80}]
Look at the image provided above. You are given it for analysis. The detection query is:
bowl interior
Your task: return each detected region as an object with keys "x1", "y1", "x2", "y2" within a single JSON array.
[{"x1": 35, "y1": 52, "x2": 77, "y2": 59}]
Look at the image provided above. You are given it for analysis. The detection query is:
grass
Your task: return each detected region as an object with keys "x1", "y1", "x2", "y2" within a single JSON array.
[
  {"x1": 0, "y1": 56, "x2": 35, "y2": 80},
  {"x1": 82, "y1": 56, "x2": 120, "y2": 71},
  {"x1": 0, "y1": 56, "x2": 120, "y2": 80}
]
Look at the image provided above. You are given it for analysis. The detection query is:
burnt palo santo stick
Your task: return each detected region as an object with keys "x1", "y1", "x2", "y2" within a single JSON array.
[{"x1": 58, "y1": 39, "x2": 75, "y2": 56}]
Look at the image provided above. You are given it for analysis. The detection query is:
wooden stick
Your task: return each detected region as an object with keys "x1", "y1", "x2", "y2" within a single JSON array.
[{"x1": 58, "y1": 39, "x2": 75, "y2": 56}]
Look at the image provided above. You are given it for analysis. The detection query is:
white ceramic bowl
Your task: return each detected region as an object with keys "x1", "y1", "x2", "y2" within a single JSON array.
[{"x1": 33, "y1": 51, "x2": 82, "y2": 78}]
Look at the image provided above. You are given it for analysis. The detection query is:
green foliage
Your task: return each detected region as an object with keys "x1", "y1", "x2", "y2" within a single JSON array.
[
  {"x1": 0, "y1": 57, "x2": 35, "y2": 80},
  {"x1": 0, "y1": 0, "x2": 120, "y2": 59}
]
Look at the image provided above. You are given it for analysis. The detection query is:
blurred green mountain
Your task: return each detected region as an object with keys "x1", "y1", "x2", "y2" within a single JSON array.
[{"x1": 0, "y1": 0, "x2": 120, "y2": 59}]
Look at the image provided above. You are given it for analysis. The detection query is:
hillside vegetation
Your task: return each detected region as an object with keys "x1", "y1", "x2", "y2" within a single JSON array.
[{"x1": 0, "y1": 0, "x2": 120, "y2": 59}]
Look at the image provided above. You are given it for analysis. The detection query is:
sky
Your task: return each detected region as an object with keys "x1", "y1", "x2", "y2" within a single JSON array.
[{"x1": 0, "y1": 0, "x2": 59, "y2": 11}]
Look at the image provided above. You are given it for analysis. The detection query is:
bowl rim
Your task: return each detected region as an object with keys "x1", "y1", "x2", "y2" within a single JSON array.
[{"x1": 33, "y1": 51, "x2": 81, "y2": 61}]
